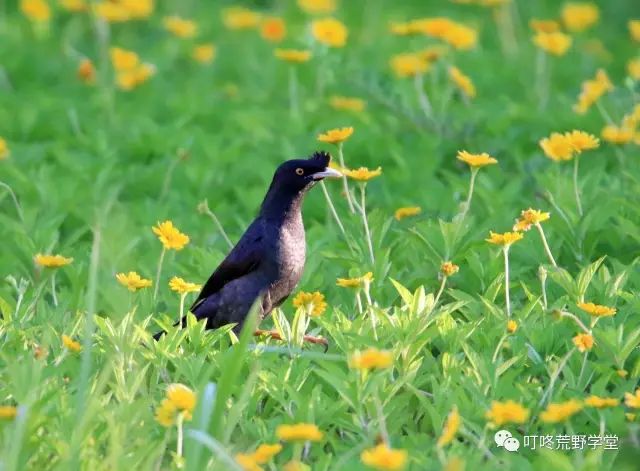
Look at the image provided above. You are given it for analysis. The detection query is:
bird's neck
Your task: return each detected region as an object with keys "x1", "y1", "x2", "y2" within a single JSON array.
[{"x1": 259, "y1": 186, "x2": 306, "y2": 225}]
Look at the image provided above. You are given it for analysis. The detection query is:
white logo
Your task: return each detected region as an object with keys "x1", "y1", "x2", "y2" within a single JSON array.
[{"x1": 495, "y1": 430, "x2": 520, "y2": 452}]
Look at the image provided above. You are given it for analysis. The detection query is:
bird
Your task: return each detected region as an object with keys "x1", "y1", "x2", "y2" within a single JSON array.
[{"x1": 154, "y1": 151, "x2": 341, "y2": 342}]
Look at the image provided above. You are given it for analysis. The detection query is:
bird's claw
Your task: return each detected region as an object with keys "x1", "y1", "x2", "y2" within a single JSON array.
[{"x1": 254, "y1": 330, "x2": 329, "y2": 352}]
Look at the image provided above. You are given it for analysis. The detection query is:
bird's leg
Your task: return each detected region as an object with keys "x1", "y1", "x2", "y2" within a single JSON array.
[
  {"x1": 254, "y1": 329, "x2": 283, "y2": 341},
  {"x1": 254, "y1": 329, "x2": 329, "y2": 350}
]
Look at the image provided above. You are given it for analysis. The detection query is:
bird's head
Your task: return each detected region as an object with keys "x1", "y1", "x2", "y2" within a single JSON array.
[{"x1": 270, "y1": 151, "x2": 342, "y2": 194}]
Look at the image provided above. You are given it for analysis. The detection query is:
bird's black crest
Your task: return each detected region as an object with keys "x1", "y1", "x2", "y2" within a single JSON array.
[{"x1": 309, "y1": 151, "x2": 331, "y2": 166}]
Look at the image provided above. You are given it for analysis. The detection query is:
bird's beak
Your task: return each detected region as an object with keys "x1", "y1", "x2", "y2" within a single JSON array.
[{"x1": 312, "y1": 167, "x2": 342, "y2": 180}]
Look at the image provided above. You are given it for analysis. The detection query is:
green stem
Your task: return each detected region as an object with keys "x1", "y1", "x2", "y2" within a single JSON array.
[
  {"x1": 320, "y1": 181, "x2": 352, "y2": 251},
  {"x1": 536, "y1": 49, "x2": 548, "y2": 110},
  {"x1": 559, "y1": 310, "x2": 591, "y2": 334},
  {"x1": 201, "y1": 199, "x2": 233, "y2": 249},
  {"x1": 179, "y1": 293, "x2": 186, "y2": 323},
  {"x1": 414, "y1": 72, "x2": 433, "y2": 121},
  {"x1": 535, "y1": 223, "x2": 557, "y2": 267},
  {"x1": 573, "y1": 157, "x2": 583, "y2": 217},
  {"x1": 176, "y1": 412, "x2": 184, "y2": 458},
  {"x1": 153, "y1": 248, "x2": 166, "y2": 302},
  {"x1": 0, "y1": 181, "x2": 24, "y2": 222},
  {"x1": 503, "y1": 246, "x2": 511, "y2": 317},
  {"x1": 433, "y1": 276, "x2": 447, "y2": 306},
  {"x1": 51, "y1": 272, "x2": 58, "y2": 307},
  {"x1": 539, "y1": 348, "x2": 575, "y2": 407},
  {"x1": 460, "y1": 168, "x2": 478, "y2": 222},
  {"x1": 577, "y1": 351, "x2": 589, "y2": 388},
  {"x1": 359, "y1": 184, "x2": 375, "y2": 265},
  {"x1": 338, "y1": 143, "x2": 356, "y2": 213}
]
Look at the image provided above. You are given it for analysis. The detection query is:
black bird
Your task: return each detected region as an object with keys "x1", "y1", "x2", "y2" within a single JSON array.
[{"x1": 154, "y1": 151, "x2": 341, "y2": 340}]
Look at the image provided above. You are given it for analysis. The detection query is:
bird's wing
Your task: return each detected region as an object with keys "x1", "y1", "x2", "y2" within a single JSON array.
[{"x1": 190, "y1": 222, "x2": 264, "y2": 311}]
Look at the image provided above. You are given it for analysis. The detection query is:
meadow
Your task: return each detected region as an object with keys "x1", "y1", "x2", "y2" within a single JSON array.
[{"x1": 1, "y1": 0, "x2": 640, "y2": 469}]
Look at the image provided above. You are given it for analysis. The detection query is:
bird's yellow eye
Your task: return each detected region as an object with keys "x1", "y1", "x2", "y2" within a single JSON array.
[{"x1": 295, "y1": 168, "x2": 304, "y2": 175}]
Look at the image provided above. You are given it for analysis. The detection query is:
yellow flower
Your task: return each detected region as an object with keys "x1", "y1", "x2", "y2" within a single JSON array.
[
  {"x1": 507, "y1": 320, "x2": 518, "y2": 333},
  {"x1": 283, "y1": 461, "x2": 309, "y2": 471},
  {"x1": 601, "y1": 125, "x2": 634, "y2": 144},
  {"x1": 513, "y1": 208, "x2": 550, "y2": 231},
  {"x1": 152, "y1": 220, "x2": 190, "y2": 250},
  {"x1": 116, "y1": 271, "x2": 152, "y2": 292},
  {"x1": 395, "y1": 206, "x2": 421, "y2": 221},
  {"x1": 625, "y1": 389, "x2": 640, "y2": 408},
  {"x1": 437, "y1": 406, "x2": 460, "y2": 448},
  {"x1": 349, "y1": 348, "x2": 393, "y2": 370},
  {"x1": 298, "y1": 0, "x2": 336, "y2": 14},
  {"x1": 440, "y1": 261, "x2": 459, "y2": 277},
  {"x1": 411, "y1": 17, "x2": 455, "y2": 38},
  {"x1": 329, "y1": 96, "x2": 366, "y2": 112},
  {"x1": 617, "y1": 369, "x2": 628, "y2": 378},
  {"x1": 627, "y1": 413, "x2": 637, "y2": 421},
  {"x1": 292, "y1": 291, "x2": 327, "y2": 317},
  {"x1": 486, "y1": 231, "x2": 523, "y2": 246},
  {"x1": 235, "y1": 453, "x2": 263, "y2": 471},
  {"x1": 529, "y1": 19, "x2": 561, "y2": 33},
  {"x1": 110, "y1": 47, "x2": 139, "y2": 72},
  {"x1": 163, "y1": 16, "x2": 197, "y2": 39},
  {"x1": 166, "y1": 383, "x2": 196, "y2": 413},
  {"x1": 540, "y1": 399, "x2": 583, "y2": 423},
  {"x1": 276, "y1": 423, "x2": 324, "y2": 442},
  {"x1": 574, "y1": 69, "x2": 613, "y2": 114},
  {"x1": 274, "y1": 49, "x2": 312, "y2": 63},
  {"x1": 155, "y1": 399, "x2": 179, "y2": 427},
  {"x1": 418, "y1": 46, "x2": 448, "y2": 62},
  {"x1": 77, "y1": 58, "x2": 96, "y2": 84},
  {"x1": 317, "y1": 127, "x2": 354, "y2": 144},
  {"x1": 449, "y1": 66, "x2": 476, "y2": 99},
  {"x1": 533, "y1": 32, "x2": 572, "y2": 56},
  {"x1": 389, "y1": 22, "x2": 414, "y2": 36},
  {"x1": 539, "y1": 132, "x2": 574, "y2": 161},
  {"x1": 485, "y1": 400, "x2": 530, "y2": 425},
  {"x1": 0, "y1": 138, "x2": 10, "y2": 160},
  {"x1": 443, "y1": 457, "x2": 465, "y2": 471},
  {"x1": 155, "y1": 383, "x2": 196, "y2": 427},
  {"x1": 116, "y1": 62, "x2": 155, "y2": 91},
  {"x1": 360, "y1": 443, "x2": 408, "y2": 471},
  {"x1": 192, "y1": 44, "x2": 216, "y2": 64},
  {"x1": 21, "y1": 0, "x2": 50, "y2": 22},
  {"x1": 572, "y1": 333, "x2": 594, "y2": 352},
  {"x1": 456, "y1": 150, "x2": 498, "y2": 167},
  {"x1": 389, "y1": 53, "x2": 429, "y2": 78},
  {"x1": 59, "y1": 0, "x2": 87, "y2": 12},
  {"x1": 628, "y1": 58, "x2": 640, "y2": 80},
  {"x1": 95, "y1": 2, "x2": 129, "y2": 22},
  {"x1": 630, "y1": 20, "x2": 640, "y2": 42},
  {"x1": 343, "y1": 166, "x2": 382, "y2": 182},
  {"x1": 34, "y1": 254, "x2": 73, "y2": 268},
  {"x1": 62, "y1": 334, "x2": 82, "y2": 353},
  {"x1": 442, "y1": 23, "x2": 478, "y2": 50},
  {"x1": 120, "y1": 0, "x2": 154, "y2": 19},
  {"x1": 260, "y1": 17, "x2": 286, "y2": 43},
  {"x1": 312, "y1": 18, "x2": 348, "y2": 48},
  {"x1": 577, "y1": 302, "x2": 616, "y2": 317},
  {"x1": 222, "y1": 7, "x2": 261, "y2": 30},
  {"x1": 565, "y1": 130, "x2": 600, "y2": 152},
  {"x1": 0, "y1": 406, "x2": 18, "y2": 420},
  {"x1": 336, "y1": 272, "x2": 373, "y2": 288},
  {"x1": 561, "y1": 3, "x2": 599, "y2": 32},
  {"x1": 252, "y1": 443, "x2": 282, "y2": 464},
  {"x1": 169, "y1": 277, "x2": 202, "y2": 295},
  {"x1": 585, "y1": 395, "x2": 619, "y2": 408}
]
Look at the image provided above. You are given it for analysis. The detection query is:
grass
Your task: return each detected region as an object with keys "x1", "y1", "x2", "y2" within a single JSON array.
[{"x1": 1, "y1": 0, "x2": 640, "y2": 470}]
